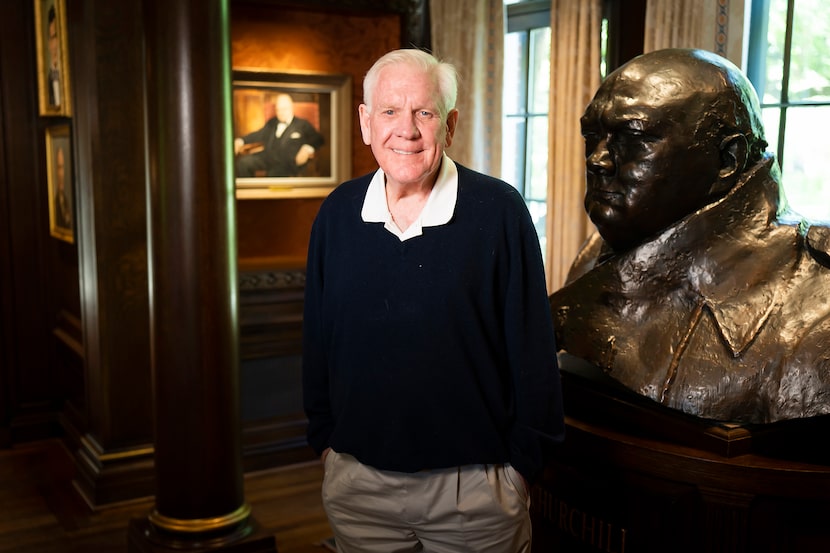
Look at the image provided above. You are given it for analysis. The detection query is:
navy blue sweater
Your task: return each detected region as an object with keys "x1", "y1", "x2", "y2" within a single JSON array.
[{"x1": 302, "y1": 163, "x2": 564, "y2": 482}]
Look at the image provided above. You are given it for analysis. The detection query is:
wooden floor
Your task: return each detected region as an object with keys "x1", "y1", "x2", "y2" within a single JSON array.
[{"x1": 0, "y1": 439, "x2": 334, "y2": 553}]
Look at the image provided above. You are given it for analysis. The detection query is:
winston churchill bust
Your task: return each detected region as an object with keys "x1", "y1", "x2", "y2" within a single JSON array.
[{"x1": 550, "y1": 48, "x2": 830, "y2": 425}]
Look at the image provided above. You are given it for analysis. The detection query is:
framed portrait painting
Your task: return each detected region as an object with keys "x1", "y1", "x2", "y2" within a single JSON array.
[
  {"x1": 34, "y1": 0, "x2": 72, "y2": 117},
  {"x1": 232, "y1": 70, "x2": 352, "y2": 199},
  {"x1": 46, "y1": 124, "x2": 74, "y2": 243}
]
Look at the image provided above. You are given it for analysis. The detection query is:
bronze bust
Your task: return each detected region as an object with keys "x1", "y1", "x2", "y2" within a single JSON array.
[{"x1": 550, "y1": 48, "x2": 830, "y2": 424}]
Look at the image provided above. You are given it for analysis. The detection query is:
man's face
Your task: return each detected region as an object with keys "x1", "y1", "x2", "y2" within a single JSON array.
[
  {"x1": 358, "y1": 64, "x2": 457, "y2": 189},
  {"x1": 580, "y1": 65, "x2": 722, "y2": 251},
  {"x1": 276, "y1": 95, "x2": 294, "y2": 123}
]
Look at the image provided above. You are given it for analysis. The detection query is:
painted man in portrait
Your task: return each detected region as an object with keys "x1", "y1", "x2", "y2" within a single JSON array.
[
  {"x1": 234, "y1": 93, "x2": 325, "y2": 178},
  {"x1": 46, "y1": 3, "x2": 62, "y2": 108}
]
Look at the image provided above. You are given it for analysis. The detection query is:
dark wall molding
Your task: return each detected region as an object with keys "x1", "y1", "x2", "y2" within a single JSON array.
[
  {"x1": 53, "y1": 310, "x2": 83, "y2": 357},
  {"x1": 239, "y1": 269, "x2": 306, "y2": 360},
  {"x1": 239, "y1": 269, "x2": 306, "y2": 291},
  {"x1": 232, "y1": 0, "x2": 430, "y2": 49}
]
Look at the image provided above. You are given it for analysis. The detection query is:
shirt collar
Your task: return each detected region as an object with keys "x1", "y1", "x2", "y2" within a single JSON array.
[{"x1": 360, "y1": 154, "x2": 458, "y2": 240}]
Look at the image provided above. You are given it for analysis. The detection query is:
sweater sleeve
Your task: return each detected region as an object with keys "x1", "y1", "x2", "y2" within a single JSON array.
[
  {"x1": 297, "y1": 118, "x2": 325, "y2": 149},
  {"x1": 302, "y1": 212, "x2": 333, "y2": 456},
  {"x1": 503, "y1": 192, "x2": 565, "y2": 483},
  {"x1": 241, "y1": 118, "x2": 274, "y2": 145}
]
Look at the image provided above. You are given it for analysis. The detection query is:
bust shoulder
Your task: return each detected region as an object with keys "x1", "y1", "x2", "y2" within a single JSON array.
[{"x1": 806, "y1": 224, "x2": 830, "y2": 268}]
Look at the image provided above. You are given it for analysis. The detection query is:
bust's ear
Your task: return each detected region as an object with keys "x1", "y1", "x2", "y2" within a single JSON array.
[{"x1": 710, "y1": 133, "x2": 748, "y2": 196}]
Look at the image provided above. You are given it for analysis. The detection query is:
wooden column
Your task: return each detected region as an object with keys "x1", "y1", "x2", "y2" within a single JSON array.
[
  {"x1": 128, "y1": 0, "x2": 275, "y2": 551},
  {"x1": 69, "y1": 0, "x2": 155, "y2": 506}
]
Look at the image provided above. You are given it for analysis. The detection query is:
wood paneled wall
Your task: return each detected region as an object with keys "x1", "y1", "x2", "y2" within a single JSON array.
[
  {"x1": 0, "y1": 0, "x2": 75, "y2": 446},
  {"x1": 0, "y1": 0, "x2": 421, "y2": 506},
  {"x1": 231, "y1": 2, "x2": 400, "y2": 265},
  {"x1": 232, "y1": 1, "x2": 405, "y2": 473}
]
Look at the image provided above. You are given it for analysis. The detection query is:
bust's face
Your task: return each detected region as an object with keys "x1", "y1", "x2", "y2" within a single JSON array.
[{"x1": 580, "y1": 58, "x2": 723, "y2": 252}]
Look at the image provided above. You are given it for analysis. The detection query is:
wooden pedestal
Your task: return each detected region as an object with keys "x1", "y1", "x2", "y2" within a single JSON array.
[
  {"x1": 127, "y1": 517, "x2": 278, "y2": 553},
  {"x1": 531, "y1": 355, "x2": 830, "y2": 553}
]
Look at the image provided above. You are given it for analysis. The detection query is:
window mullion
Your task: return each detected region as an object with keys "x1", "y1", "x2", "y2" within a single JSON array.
[
  {"x1": 777, "y1": 0, "x2": 795, "y2": 166},
  {"x1": 518, "y1": 29, "x2": 531, "y2": 196}
]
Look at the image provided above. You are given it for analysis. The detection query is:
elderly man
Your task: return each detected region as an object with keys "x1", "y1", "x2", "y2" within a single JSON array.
[
  {"x1": 550, "y1": 48, "x2": 830, "y2": 425},
  {"x1": 302, "y1": 49, "x2": 564, "y2": 552}
]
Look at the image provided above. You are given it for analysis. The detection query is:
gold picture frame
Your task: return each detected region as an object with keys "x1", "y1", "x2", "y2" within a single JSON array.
[
  {"x1": 46, "y1": 124, "x2": 74, "y2": 243},
  {"x1": 34, "y1": 0, "x2": 72, "y2": 117},
  {"x1": 232, "y1": 70, "x2": 352, "y2": 199}
]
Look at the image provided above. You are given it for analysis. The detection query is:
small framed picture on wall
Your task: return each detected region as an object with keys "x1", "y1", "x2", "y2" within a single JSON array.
[
  {"x1": 232, "y1": 70, "x2": 352, "y2": 199},
  {"x1": 46, "y1": 124, "x2": 74, "y2": 243},
  {"x1": 34, "y1": 0, "x2": 72, "y2": 117}
]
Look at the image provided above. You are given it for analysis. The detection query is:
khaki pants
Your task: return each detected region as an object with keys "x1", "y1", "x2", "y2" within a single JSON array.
[{"x1": 322, "y1": 450, "x2": 531, "y2": 553}]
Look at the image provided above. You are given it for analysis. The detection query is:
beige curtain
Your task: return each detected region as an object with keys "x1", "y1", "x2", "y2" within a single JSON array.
[
  {"x1": 644, "y1": 0, "x2": 705, "y2": 52},
  {"x1": 644, "y1": 0, "x2": 746, "y2": 66},
  {"x1": 430, "y1": 0, "x2": 503, "y2": 176},
  {"x1": 546, "y1": 0, "x2": 603, "y2": 292}
]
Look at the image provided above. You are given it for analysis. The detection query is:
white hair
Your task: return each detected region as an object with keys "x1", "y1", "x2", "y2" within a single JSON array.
[{"x1": 362, "y1": 49, "x2": 458, "y2": 120}]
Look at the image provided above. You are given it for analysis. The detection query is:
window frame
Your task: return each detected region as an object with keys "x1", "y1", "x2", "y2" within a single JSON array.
[
  {"x1": 745, "y1": 0, "x2": 830, "y2": 221},
  {"x1": 503, "y1": 0, "x2": 550, "y2": 201}
]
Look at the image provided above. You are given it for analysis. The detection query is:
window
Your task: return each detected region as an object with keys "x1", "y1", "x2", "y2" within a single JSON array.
[
  {"x1": 746, "y1": 0, "x2": 830, "y2": 222},
  {"x1": 503, "y1": 1, "x2": 618, "y2": 263},
  {"x1": 502, "y1": 0, "x2": 551, "y2": 258}
]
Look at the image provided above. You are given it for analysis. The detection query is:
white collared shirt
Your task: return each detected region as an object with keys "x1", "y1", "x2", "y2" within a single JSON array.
[
  {"x1": 275, "y1": 116, "x2": 292, "y2": 138},
  {"x1": 360, "y1": 154, "x2": 458, "y2": 241}
]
